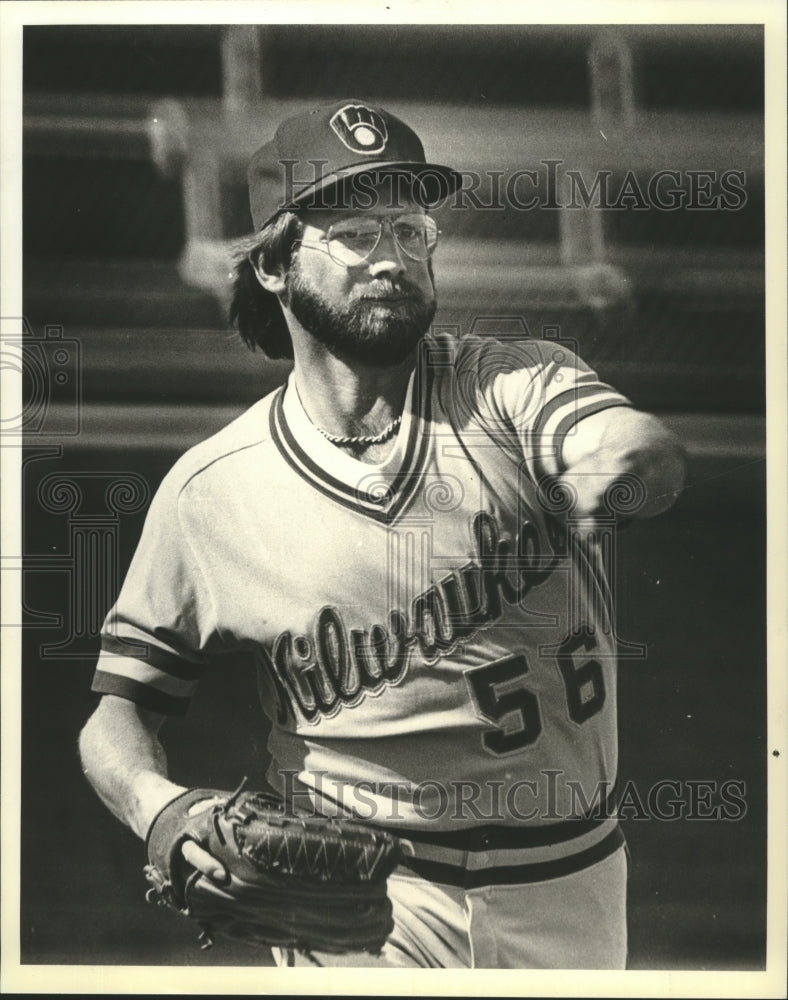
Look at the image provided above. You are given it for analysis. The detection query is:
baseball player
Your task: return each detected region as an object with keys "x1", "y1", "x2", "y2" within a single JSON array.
[{"x1": 79, "y1": 99, "x2": 685, "y2": 968}]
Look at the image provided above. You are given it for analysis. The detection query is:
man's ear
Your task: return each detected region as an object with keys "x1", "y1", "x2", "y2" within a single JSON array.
[{"x1": 251, "y1": 259, "x2": 287, "y2": 296}]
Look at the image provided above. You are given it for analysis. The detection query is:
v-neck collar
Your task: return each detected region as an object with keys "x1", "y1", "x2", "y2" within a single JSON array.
[{"x1": 269, "y1": 359, "x2": 433, "y2": 523}]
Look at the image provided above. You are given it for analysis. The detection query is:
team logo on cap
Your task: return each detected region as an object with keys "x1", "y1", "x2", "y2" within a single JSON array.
[{"x1": 329, "y1": 104, "x2": 388, "y2": 156}]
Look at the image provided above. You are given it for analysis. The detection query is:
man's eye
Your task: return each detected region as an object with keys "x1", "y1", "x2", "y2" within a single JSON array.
[
  {"x1": 395, "y1": 225, "x2": 421, "y2": 241},
  {"x1": 340, "y1": 230, "x2": 380, "y2": 246}
]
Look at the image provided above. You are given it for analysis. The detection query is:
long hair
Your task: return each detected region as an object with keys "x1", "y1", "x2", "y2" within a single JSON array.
[{"x1": 229, "y1": 212, "x2": 304, "y2": 359}]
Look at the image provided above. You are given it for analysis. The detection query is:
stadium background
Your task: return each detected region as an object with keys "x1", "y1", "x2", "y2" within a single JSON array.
[{"x1": 18, "y1": 24, "x2": 766, "y2": 968}]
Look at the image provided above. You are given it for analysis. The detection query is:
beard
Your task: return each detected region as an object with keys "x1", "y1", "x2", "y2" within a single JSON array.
[{"x1": 283, "y1": 259, "x2": 436, "y2": 366}]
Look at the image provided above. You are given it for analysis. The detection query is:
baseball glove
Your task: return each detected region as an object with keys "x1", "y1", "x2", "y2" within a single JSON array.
[{"x1": 143, "y1": 783, "x2": 403, "y2": 959}]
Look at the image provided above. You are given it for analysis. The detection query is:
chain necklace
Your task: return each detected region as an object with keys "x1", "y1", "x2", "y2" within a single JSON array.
[{"x1": 315, "y1": 414, "x2": 402, "y2": 446}]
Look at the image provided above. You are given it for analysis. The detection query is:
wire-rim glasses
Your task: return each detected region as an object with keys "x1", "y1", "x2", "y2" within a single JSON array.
[{"x1": 295, "y1": 214, "x2": 440, "y2": 267}]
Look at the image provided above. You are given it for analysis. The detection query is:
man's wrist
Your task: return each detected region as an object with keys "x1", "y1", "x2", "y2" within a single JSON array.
[{"x1": 131, "y1": 773, "x2": 189, "y2": 840}]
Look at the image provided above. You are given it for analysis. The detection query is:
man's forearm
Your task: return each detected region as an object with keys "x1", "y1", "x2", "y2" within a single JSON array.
[
  {"x1": 79, "y1": 696, "x2": 187, "y2": 839},
  {"x1": 596, "y1": 410, "x2": 686, "y2": 518},
  {"x1": 560, "y1": 408, "x2": 686, "y2": 521}
]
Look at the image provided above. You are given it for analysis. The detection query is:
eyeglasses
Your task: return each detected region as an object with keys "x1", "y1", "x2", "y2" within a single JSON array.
[{"x1": 295, "y1": 214, "x2": 440, "y2": 267}]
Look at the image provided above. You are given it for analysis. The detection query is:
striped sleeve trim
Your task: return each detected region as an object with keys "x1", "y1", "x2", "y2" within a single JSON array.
[
  {"x1": 94, "y1": 653, "x2": 201, "y2": 699},
  {"x1": 529, "y1": 384, "x2": 631, "y2": 482},
  {"x1": 101, "y1": 634, "x2": 204, "y2": 680},
  {"x1": 533, "y1": 382, "x2": 625, "y2": 437},
  {"x1": 554, "y1": 396, "x2": 631, "y2": 454},
  {"x1": 91, "y1": 671, "x2": 191, "y2": 716}
]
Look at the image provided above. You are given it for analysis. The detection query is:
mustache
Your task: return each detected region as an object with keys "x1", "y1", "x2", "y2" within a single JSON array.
[{"x1": 352, "y1": 278, "x2": 428, "y2": 302}]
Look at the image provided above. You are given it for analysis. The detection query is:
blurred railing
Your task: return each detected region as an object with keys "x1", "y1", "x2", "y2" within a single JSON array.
[{"x1": 21, "y1": 24, "x2": 765, "y2": 477}]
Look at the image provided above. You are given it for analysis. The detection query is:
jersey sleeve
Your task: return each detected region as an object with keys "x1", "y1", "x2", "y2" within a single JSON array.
[
  {"x1": 91, "y1": 466, "x2": 220, "y2": 716},
  {"x1": 466, "y1": 335, "x2": 633, "y2": 485}
]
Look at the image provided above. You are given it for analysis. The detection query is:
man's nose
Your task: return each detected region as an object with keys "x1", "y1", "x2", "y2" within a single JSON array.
[{"x1": 367, "y1": 220, "x2": 406, "y2": 277}]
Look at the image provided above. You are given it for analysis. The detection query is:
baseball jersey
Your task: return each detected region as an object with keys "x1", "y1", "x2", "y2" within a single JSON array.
[{"x1": 93, "y1": 332, "x2": 632, "y2": 836}]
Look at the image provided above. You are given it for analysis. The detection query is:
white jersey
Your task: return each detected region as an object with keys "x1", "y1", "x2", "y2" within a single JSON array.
[{"x1": 93, "y1": 332, "x2": 632, "y2": 834}]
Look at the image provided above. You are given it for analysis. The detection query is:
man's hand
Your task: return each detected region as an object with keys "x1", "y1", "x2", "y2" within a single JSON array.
[
  {"x1": 179, "y1": 816, "x2": 227, "y2": 882},
  {"x1": 143, "y1": 787, "x2": 402, "y2": 956}
]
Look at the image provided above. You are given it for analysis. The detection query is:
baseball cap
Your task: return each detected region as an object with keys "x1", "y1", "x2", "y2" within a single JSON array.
[{"x1": 247, "y1": 99, "x2": 462, "y2": 231}]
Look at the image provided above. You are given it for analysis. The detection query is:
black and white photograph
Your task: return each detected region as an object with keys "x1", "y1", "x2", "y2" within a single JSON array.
[{"x1": 1, "y1": 1, "x2": 785, "y2": 994}]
